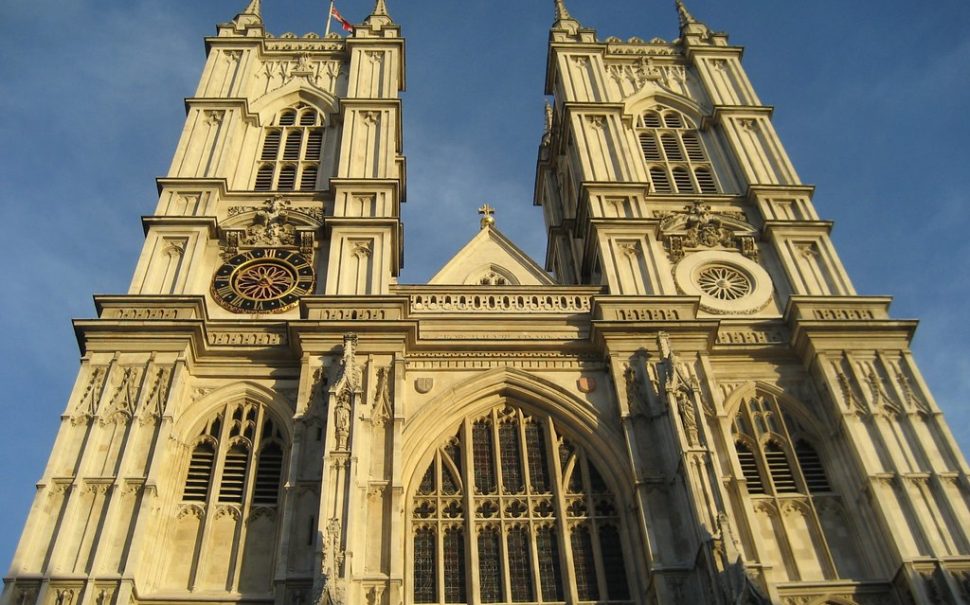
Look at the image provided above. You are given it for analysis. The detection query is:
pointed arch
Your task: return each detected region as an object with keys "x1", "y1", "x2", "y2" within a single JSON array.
[
  {"x1": 173, "y1": 381, "x2": 293, "y2": 445},
  {"x1": 623, "y1": 85, "x2": 706, "y2": 129},
  {"x1": 250, "y1": 81, "x2": 340, "y2": 125},
  {"x1": 162, "y1": 381, "x2": 292, "y2": 594},
  {"x1": 722, "y1": 381, "x2": 826, "y2": 439},
  {"x1": 724, "y1": 382, "x2": 832, "y2": 497},
  {"x1": 403, "y1": 367, "x2": 630, "y2": 502},
  {"x1": 626, "y1": 88, "x2": 724, "y2": 196},
  {"x1": 405, "y1": 371, "x2": 636, "y2": 604},
  {"x1": 463, "y1": 262, "x2": 520, "y2": 286}
]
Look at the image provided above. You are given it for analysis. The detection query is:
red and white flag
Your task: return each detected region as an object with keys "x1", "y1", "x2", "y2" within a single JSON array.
[{"x1": 331, "y1": 5, "x2": 355, "y2": 32}]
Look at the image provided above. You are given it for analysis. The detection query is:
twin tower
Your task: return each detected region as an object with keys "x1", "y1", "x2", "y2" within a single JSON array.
[{"x1": 4, "y1": 2, "x2": 969, "y2": 605}]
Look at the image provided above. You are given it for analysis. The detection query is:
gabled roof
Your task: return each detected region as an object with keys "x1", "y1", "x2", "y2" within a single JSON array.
[{"x1": 428, "y1": 225, "x2": 556, "y2": 286}]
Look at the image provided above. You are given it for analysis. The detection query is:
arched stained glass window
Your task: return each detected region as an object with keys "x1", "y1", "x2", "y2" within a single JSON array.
[{"x1": 411, "y1": 405, "x2": 631, "y2": 604}]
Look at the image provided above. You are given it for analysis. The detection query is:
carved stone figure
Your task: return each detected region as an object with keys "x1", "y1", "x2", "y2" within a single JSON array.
[{"x1": 334, "y1": 392, "x2": 351, "y2": 450}]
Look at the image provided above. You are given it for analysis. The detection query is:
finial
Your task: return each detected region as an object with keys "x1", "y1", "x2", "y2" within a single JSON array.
[
  {"x1": 674, "y1": 0, "x2": 696, "y2": 26},
  {"x1": 674, "y1": 0, "x2": 711, "y2": 36},
  {"x1": 232, "y1": 0, "x2": 262, "y2": 28},
  {"x1": 478, "y1": 203, "x2": 496, "y2": 229},
  {"x1": 363, "y1": 0, "x2": 395, "y2": 29},
  {"x1": 554, "y1": 0, "x2": 572, "y2": 20},
  {"x1": 551, "y1": 0, "x2": 582, "y2": 32}
]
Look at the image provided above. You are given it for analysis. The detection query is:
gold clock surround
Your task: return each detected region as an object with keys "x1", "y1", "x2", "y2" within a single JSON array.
[{"x1": 211, "y1": 248, "x2": 314, "y2": 313}]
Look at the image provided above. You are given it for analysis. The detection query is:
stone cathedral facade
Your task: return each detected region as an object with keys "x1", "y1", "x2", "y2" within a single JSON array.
[{"x1": 3, "y1": 1, "x2": 970, "y2": 604}]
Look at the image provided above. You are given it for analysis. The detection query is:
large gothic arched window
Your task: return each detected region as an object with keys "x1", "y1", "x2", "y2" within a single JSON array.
[
  {"x1": 411, "y1": 405, "x2": 632, "y2": 604},
  {"x1": 167, "y1": 400, "x2": 288, "y2": 593},
  {"x1": 254, "y1": 103, "x2": 325, "y2": 192},
  {"x1": 637, "y1": 107, "x2": 719, "y2": 195}
]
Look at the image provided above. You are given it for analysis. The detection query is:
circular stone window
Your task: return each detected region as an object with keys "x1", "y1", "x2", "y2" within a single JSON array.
[{"x1": 674, "y1": 251, "x2": 774, "y2": 315}]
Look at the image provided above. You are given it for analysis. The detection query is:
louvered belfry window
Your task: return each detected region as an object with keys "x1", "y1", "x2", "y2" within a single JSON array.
[
  {"x1": 731, "y1": 392, "x2": 833, "y2": 497},
  {"x1": 411, "y1": 405, "x2": 632, "y2": 604},
  {"x1": 181, "y1": 401, "x2": 287, "y2": 510},
  {"x1": 637, "y1": 107, "x2": 720, "y2": 195},
  {"x1": 254, "y1": 103, "x2": 325, "y2": 192}
]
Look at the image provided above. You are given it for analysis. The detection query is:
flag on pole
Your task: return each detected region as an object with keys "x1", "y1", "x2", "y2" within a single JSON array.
[{"x1": 331, "y1": 5, "x2": 355, "y2": 32}]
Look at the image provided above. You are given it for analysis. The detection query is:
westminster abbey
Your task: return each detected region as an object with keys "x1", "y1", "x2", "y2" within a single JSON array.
[{"x1": 3, "y1": 1, "x2": 969, "y2": 604}]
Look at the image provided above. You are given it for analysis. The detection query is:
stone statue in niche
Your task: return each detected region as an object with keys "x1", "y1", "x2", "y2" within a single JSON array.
[
  {"x1": 329, "y1": 333, "x2": 360, "y2": 452},
  {"x1": 334, "y1": 392, "x2": 351, "y2": 450}
]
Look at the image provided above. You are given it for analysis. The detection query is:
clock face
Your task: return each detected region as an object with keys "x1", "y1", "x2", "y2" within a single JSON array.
[{"x1": 211, "y1": 249, "x2": 314, "y2": 313}]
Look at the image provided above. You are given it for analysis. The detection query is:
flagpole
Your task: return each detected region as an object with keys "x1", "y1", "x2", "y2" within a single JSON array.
[{"x1": 324, "y1": 0, "x2": 334, "y2": 37}]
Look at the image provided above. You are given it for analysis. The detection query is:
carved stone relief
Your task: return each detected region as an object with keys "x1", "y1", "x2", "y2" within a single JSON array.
[
  {"x1": 258, "y1": 56, "x2": 342, "y2": 95},
  {"x1": 371, "y1": 366, "x2": 393, "y2": 426},
  {"x1": 73, "y1": 366, "x2": 107, "y2": 424},
  {"x1": 222, "y1": 196, "x2": 321, "y2": 258},
  {"x1": 657, "y1": 201, "x2": 758, "y2": 262}
]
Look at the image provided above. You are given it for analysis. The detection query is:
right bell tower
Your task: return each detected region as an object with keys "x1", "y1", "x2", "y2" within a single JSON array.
[{"x1": 536, "y1": 1, "x2": 970, "y2": 603}]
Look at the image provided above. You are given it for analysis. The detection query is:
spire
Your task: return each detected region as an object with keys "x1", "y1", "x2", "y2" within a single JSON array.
[
  {"x1": 554, "y1": 0, "x2": 572, "y2": 20},
  {"x1": 674, "y1": 0, "x2": 696, "y2": 27},
  {"x1": 552, "y1": 0, "x2": 581, "y2": 31},
  {"x1": 674, "y1": 0, "x2": 712, "y2": 38},
  {"x1": 363, "y1": 0, "x2": 395, "y2": 29},
  {"x1": 232, "y1": 0, "x2": 262, "y2": 29}
]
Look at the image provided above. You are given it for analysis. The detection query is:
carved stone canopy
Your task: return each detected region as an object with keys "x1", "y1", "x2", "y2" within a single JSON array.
[
  {"x1": 657, "y1": 201, "x2": 758, "y2": 261},
  {"x1": 220, "y1": 195, "x2": 323, "y2": 258}
]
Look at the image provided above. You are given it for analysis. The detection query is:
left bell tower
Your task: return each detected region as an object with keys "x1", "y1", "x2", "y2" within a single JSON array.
[{"x1": 1, "y1": 0, "x2": 405, "y2": 603}]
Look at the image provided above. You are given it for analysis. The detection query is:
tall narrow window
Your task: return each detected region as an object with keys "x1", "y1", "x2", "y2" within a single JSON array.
[
  {"x1": 443, "y1": 528, "x2": 466, "y2": 603},
  {"x1": 473, "y1": 420, "x2": 496, "y2": 494},
  {"x1": 478, "y1": 527, "x2": 503, "y2": 603},
  {"x1": 507, "y1": 526, "x2": 533, "y2": 602},
  {"x1": 537, "y1": 526, "x2": 564, "y2": 601},
  {"x1": 414, "y1": 527, "x2": 437, "y2": 603},
  {"x1": 252, "y1": 442, "x2": 284, "y2": 505},
  {"x1": 411, "y1": 406, "x2": 631, "y2": 603},
  {"x1": 254, "y1": 104, "x2": 325, "y2": 192},
  {"x1": 499, "y1": 422, "x2": 524, "y2": 493},
  {"x1": 637, "y1": 107, "x2": 720, "y2": 194},
  {"x1": 218, "y1": 445, "x2": 250, "y2": 503},
  {"x1": 183, "y1": 442, "x2": 216, "y2": 502},
  {"x1": 765, "y1": 442, "x2": 797, "y2": 493},
  {"x1": 525, "y1": 421, "x2": 549, "y2": 492},
  {"x1": 796, "y1": 440, "x2": 831, "y2": 493},
  {"x1": 600, "y1": 524, "x2": 630, "y2": 600},
  {"x1": 735, "y1": 440, "x2": 765, "y2": 494},
  {"x1": 571, "y1": 525, "x2": 599, "y2": 601}
]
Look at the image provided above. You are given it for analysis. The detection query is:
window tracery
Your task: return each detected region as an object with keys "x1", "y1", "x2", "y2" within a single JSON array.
[
  {"x1": 181, "y1": 401, "x2": 287, "y2": 510},
  {"x1": 731, "y1": 392, "x2": 831, "y2": 497},
  {"x1": 254, "y1": 104, "x2": 324, "y2": 192},
  {"x1": 637, "y1": 107, "x2": 719, "y2": 195},
  {"x1": 411, "y1": 405, "x2": 631, "y2": 603}
]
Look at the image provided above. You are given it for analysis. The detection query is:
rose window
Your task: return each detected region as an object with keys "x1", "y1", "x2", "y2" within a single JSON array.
[
  {"x1": 695, "y1": 265, "x2": 752, "y2": 301},
  {"x1": 233, "y1": 261, "x2": 297, "y2": 300}
]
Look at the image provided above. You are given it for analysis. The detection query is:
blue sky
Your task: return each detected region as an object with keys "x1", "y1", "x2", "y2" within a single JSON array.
[{"x1": 1, "y1": 0, "x2": 969, "y2": 569}]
